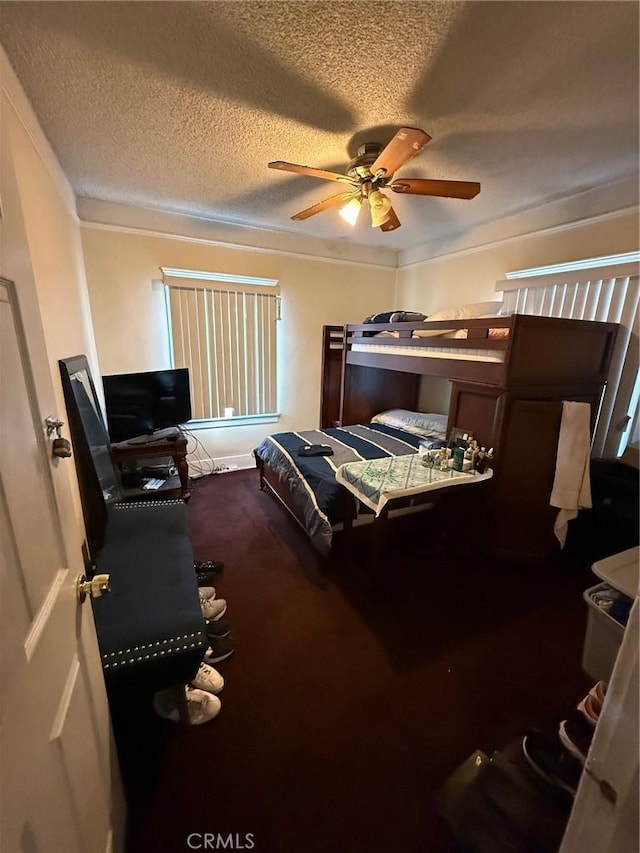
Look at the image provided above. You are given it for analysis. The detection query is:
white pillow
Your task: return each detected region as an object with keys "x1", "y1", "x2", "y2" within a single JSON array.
[
  {"x1": 413, "y1": 301, "x2": 503, "y2": 338},
  {"x1": 371, "y1": 409, "x2": 448, "y2": 437},
  {"x1": 441, "y1": 312, "x2": 511, "y2": 339}
]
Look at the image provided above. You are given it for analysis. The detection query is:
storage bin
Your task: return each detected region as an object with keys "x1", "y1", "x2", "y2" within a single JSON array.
[{"x1": 582, "y1": 582, "x2": 626, "y2": 682}]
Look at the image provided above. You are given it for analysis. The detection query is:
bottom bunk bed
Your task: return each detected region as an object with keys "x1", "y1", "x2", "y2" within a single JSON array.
[
  {"x1": 254, "y1": 412, "x2": 494, "y2": 579},
  {"x1": 254, "y1": 418, "x2": 442, "y2": 553}
]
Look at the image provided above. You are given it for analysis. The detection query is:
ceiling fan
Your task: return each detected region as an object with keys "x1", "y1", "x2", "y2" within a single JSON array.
[{"x1": 268, "y1": 127, "x2": 480, "y2": 232}]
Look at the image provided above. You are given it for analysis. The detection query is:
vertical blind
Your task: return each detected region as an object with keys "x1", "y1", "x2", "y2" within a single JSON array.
[
  {"x1": 498, "y1": 261, "x2": 639, "y2": 457},
  {"x1": 166, "y1": 284, "x2": 279, "y2": 420}
]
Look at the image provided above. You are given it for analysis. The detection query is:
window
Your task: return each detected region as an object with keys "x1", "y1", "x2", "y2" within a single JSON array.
[
  {"x1": 500, "y1": 253, "x2": 639, "y2": 457},
  {"x1": 162, "y1": 268, "x2": 280, "y2": 424}
]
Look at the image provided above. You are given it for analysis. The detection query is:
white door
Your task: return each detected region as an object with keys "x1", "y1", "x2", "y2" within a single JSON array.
[
  {"x1": 0, "y1": 104, "x2": 123, "y2": 850},
  {"x1": 0, "y1": 277, "x2": 123, "y2": 853}
]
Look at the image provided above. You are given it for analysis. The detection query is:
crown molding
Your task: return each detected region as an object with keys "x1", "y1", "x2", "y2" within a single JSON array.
[
  {"x1": 77, "y1": 198, "x2": 399, "y2": 270},
  {"x1": 504, "y1": 252, "x2": 640, "y2": 280},
  {"x1": 78, "y1": 181, "x2": 639, "y2": 274},
  {"x1": 496, "y1": 258, "x2": 640, "y2": 292},
  {"x1": 400, "y1": 206, "x2": 639, "y2": 270},
  {"x1": 0, "y1": 46, "x2": 78, "y2": 222},
  {"x1": 398, "y1": 176, "x2": 640, "y2": 269}
]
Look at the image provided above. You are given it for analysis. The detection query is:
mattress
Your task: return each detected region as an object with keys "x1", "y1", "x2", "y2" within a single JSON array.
[
  {"x1": 254, "y1": 422, "x2": 446, "y2": 553},
  {"x1": 351, "y1": 342, "x2": 505, "y2": 363}
]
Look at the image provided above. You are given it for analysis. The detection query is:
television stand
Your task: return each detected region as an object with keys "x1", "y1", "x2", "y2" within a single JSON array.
[{"x1": 111, "y1": 434, "x2": 190, "y2": 500}]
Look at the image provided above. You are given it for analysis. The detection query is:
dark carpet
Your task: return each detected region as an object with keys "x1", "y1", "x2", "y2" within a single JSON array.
[{"x1": 118, "y1": 469, "x2": 595, "y2": 853}]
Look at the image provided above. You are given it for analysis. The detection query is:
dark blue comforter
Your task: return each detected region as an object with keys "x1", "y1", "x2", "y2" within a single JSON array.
[{"x1": 254, "y1": 423, "x2": 436, "y2": 553}]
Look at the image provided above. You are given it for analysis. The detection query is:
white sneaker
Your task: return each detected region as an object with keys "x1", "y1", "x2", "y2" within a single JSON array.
[
  {"x1": 198, "y1": 586, "x2": 216, "y2": 601},
  {"x1": 201, "y1": 597, "x2": 227, "y2": 621},
  {"x1": 153, "y1": 687, "x2": 221, "y2": 725},
  {"x1": 191, "y1": 662, "x2": 224, "y2": 694}
]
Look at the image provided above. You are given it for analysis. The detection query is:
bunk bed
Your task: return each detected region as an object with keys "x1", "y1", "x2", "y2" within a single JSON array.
[{"x1": 256, "y1": 312, "x2": 619, "y2": 565}]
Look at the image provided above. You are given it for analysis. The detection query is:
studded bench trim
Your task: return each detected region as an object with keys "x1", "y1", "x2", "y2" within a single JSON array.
[
  {"x1": 102, "y1": 630, "x2": 206, "y2": 669},
  {"x1": 112, "y1": 499, "x2": 184, "y2": 509}
]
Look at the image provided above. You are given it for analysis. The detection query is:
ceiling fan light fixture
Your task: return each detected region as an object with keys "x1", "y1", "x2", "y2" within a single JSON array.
[
  {"x1": 271, "y1": 127, "x2": 480, "y2": 234},
  {"x1": 339, "y1": 197, "x2": 362, "y2": 226},
  {"x1": 368, "y1": 189, "x2": 392, "y2": 228}
]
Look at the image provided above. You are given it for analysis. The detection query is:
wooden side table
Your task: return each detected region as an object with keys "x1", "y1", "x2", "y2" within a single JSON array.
[{"x1": 110, "y1": 434, "x2": 191, "y2": 500}]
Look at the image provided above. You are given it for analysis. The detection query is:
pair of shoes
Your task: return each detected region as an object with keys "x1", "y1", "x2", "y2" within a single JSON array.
[
  {"x1": 577, "y1": 681, "x2": 607, "y2": 727},
  {"x1": 194, "y1": 559, "x2": 224, "y2": 573},
  {"x1": 199, "y1": 592, "x2": 227, "y2": 621},
  {"x1": 205, "y1": 617, "x2": 231, "y2": 639},
  {"x1": 559, "y1": 711, "x2": 594, "y2": 764},
  {"x1": 590, "y1": 680, "x2": 607, "y2": 705},
  {"x1": 196, "y1": 570, "x2": 219, "y2": 587},
  {"x1": 204, "y1": 635, "x2": 235, "y2": 664},
  {"x1": 521, "y1": 730, "x2": 582, "y2": 796},
  {"x1": 577, "y1": 694, "x2": 599, "y2": 726},
  {"x1": 191, "y1": 662, "x2": 224, "y2": 694},
  {"x1": 199, "y1": 586, "x2": 216, "y2": 600},
  {"x1": 153, "y1": 686, "x2": 221, "y2": 725}
]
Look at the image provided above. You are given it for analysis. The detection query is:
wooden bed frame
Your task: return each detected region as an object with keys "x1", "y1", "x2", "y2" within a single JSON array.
[
  {"x1": 257, "y1": 447, "x2": 492, "y2": 589},
  {"x1": 260, "y1": 313, "x2": 619, "y2": 565}
]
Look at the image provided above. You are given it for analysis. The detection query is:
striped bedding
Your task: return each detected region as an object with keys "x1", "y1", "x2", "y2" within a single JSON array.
[{"x1": 254, "y1": 422, "x2": 446, "y2": 554}]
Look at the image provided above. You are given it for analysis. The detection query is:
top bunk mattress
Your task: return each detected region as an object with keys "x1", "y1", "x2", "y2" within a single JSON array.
[
  {"x1": 350, "y1": 341, "x2": 505, "y2": 363},
  {"x1": 345, "y1": 314, "x2": 619, "y2": 386}
]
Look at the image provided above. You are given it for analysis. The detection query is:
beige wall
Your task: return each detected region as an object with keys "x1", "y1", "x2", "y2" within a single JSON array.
[
  {"x1": 1, "y1": 58, "x2": 100, "y2": 546},
  {"x1": 9, "y1": 115, "x2": 99, "y2": 377},
  {"x1": 80, "y1": 226, "x2": 397, "y2": 460},
  {"x1": 397, "y1": 210, "x2": 640, "y2": 314}
]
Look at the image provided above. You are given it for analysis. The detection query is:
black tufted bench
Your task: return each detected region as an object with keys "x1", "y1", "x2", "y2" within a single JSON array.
[{"x1": 91, "y1": 499, "x2": 207, "y2": 718}]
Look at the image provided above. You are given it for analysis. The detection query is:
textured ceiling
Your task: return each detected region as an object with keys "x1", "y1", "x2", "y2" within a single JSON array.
[{"x1": 1, "y1": 1, "x2": 638, "y2": 253}]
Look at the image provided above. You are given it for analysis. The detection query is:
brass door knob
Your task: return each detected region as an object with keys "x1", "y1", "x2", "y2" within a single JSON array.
[{"x1": 76, "y1": 573, "x2": 111, "y2": 603}]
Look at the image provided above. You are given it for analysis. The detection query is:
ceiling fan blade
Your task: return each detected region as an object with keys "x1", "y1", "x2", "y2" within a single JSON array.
[
  {"x1": 370, "y1": 128, "x2": 431, "y2": 178},
  {"x1": 291, "y1": 191, "x2": 359, "y2": 221},
  {"x1": 390, "y1": 179, "x2": 481, "y2": 199},
  {"x1": 379, "y1": 206, "x2": 401, "y2": 232},
  {"x1": 269, "y1": 161, "x2": 356, "y2": 185}
]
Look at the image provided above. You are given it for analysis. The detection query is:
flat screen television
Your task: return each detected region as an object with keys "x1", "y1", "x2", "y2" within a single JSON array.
[{"x1": 102, "y1": 368, "x2": 192, "y2": 443}]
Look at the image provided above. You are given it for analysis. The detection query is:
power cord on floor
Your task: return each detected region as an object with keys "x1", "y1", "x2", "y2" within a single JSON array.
[{"x1": 181, "y1": 427, "x2": 216, "y2": 480}]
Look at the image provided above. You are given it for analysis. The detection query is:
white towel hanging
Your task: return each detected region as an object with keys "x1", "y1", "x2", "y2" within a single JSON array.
[{"x1": 550, "y1": 401, "x2": 593, "y2": 547}]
